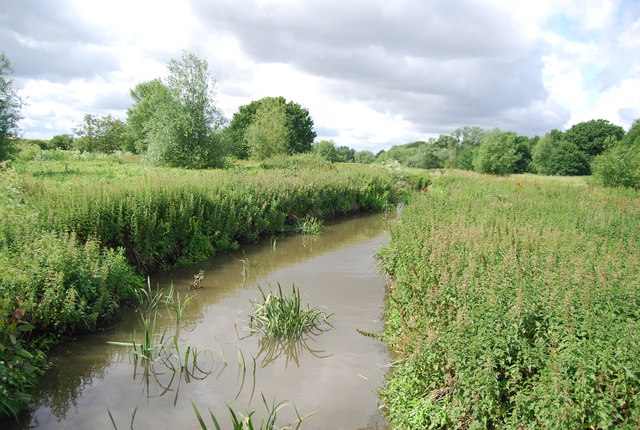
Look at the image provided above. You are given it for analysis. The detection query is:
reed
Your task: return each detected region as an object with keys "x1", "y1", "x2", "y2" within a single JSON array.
[{"x1": 247, "y1": 283, "x2": 332, "y2": 340}]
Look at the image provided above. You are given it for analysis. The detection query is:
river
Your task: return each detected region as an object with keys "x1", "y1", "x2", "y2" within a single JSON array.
[{"x1": 9, "y1": 212, "x2": 394, "y2": 429}]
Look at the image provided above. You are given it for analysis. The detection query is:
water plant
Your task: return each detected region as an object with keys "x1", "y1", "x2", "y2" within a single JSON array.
[
  {"x1": 192, "y1": 394, "x2": 312, "y2": 430},
  {"x1": 295, "y1": 215, "x2": 323, "y2": 235},
  {"x1": 246, "y1": 283, "x2": 332, "y2": 340}
]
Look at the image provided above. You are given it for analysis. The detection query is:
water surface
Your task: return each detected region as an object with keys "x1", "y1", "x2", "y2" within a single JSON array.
[{"x1": 9, "y1": 212, "x2": 394, "y2": 429}]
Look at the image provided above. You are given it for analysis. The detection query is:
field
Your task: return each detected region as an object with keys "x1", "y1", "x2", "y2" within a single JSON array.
[
  {"x1": 0, "y1": 151, "x2": 415, "y2": 418},
  {"x1": 379, "y1": 170, "x2": 640, "y2": 428}
]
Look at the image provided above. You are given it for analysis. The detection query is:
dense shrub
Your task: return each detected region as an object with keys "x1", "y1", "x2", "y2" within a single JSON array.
[
  {"x1": 591, "y1": 143, "x2": 640, "y2": 189},
  {"x1": 380, "y1": 171, "x2": 640, "y2": 428}
]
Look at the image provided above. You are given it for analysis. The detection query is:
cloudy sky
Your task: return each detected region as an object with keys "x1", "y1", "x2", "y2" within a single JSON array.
[{"x1": 2, "y1": 0, "x2": 639, "y2": 152}]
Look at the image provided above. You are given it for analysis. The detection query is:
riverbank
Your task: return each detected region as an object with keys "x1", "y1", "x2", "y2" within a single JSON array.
[
  {"x1": 379, "y1": 170, "x2": 640, "y2": 428},
  {"x1": 1, "y1": 153, "x2": 424, "y2": 418}
]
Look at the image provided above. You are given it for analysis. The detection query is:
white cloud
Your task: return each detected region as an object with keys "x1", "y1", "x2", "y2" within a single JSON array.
[{"x1": 4, "y1": 0, "x2": 639, "y2": 147}]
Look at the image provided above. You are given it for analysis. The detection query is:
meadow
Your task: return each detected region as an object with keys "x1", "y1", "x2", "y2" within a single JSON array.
[
  {"x1": 0, "y1": 151, "x2": 414, "y2": 418},
  {"x1": 379, "y1": 170, "x2": 640, "y2": 428}
]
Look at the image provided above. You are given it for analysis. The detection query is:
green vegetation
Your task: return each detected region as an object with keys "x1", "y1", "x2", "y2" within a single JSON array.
[
  {"x1": 0, "y1": 53, "x2": 23, "y2": 160},
  {"x1": 224, "y1": 96, "x2": 316, "y2": 160},
  {"x1": 379, "y1": 171, "x2": 640, "y2": 428},
  {"x1": 0, "y1": 151, "x2": 401, "y2": 418},
  {"x1": 247, "y1": 284, "x2": 332, "y2": 340}
]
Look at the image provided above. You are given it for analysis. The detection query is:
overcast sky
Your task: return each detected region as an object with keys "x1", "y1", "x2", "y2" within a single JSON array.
[{"x1": 2, "y1": 0, "x2": 639, "y2": 152}]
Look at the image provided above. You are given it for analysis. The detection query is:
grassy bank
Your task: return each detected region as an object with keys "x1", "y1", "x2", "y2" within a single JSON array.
[
  {"x1": 0, "y1": 152, "x2": 415, "y2": 418},
  {"x1": 379, "y1": 170, "x2": 640, "y2": 428}
]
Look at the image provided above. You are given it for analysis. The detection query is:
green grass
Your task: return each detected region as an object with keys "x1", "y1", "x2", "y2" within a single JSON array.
[
  {"x1": 247, "y1": 284, "x2": 332, "y2": 340},
  {"x1": 379, "y1": 170, "x2": 640, "y2": 429}
]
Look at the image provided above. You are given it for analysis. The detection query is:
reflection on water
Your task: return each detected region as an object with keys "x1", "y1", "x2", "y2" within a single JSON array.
[{"x1": 5, "y1": 211, "x2": 394, "y2": 430}]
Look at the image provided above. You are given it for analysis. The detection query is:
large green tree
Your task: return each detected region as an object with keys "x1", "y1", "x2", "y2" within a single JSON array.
[
  {"x1": 73, "y1": 114, "x2": 127, "y2": 153},
  {"x1": 125, "y1": 79, "x2": 170, "y2": 154},
  {"x1": 564, "y1": 119, "x2": 625, "y2": 158},
  {"x1": 313, "y1": 139, "x2": 339, "y2": 162},
  {"x1": 245, "y1": 98, "x2": 289, "y2": 160},
  {"x1": 591, "y1": 119, "x2": 640, "y2": 188},
  {"x1": 146, "y1": 51, "x2": 226, "y2": 168},
  {"x1": 224, "y1": 96, "x2": 315, "y2": 159},
  {"x1": 0, "y1": 53, "x2": 23, "y2": 160},
  {"x1": 473, "y1": 130, "x2": 522, "y2": 175}
]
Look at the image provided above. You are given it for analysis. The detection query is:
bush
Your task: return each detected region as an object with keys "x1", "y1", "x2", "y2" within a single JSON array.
[
  {"x1": 473, "y1": 131, "x2": 522, "y2": 175},
  {"x1": 591, "y1": 143, "x2": 640, "y2": 188}
]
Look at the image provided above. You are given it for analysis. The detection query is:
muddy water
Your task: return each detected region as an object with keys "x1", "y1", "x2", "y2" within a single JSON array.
[{"x1": 11, "y1": 212, "x2": 394, "y2": 429}]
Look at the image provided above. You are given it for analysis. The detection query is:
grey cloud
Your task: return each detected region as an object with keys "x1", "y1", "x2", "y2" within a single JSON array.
[
  {"x1": 191, "y1": 0, "x2": 563, "y2": 135},
  {"x1": 0, "y1": 0, "x2": 119, "y2": 81}
]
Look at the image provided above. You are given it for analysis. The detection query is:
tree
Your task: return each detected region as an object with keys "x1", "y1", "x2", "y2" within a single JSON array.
[
  {"x1": 452, "y1": 126, "x2": 486, "y2": 147},
  {"x1": 564, "y1": 119, "x2": 625, "y2": 158},
  {"x1": 0, "y1": 53, "x2": 23, "y2": 160},
  {"x1": 473, "y1": 130, "x2": 522, "y2": 175},
  {"x1": 335, "y1": 145, "x2": 355, "y2": 162},
  {"x1": 225, "y1": 96, "x2": 316, "y2": 159},
  {"x1": 73, "y1": 114, "x2": 127, "y2": 153},
  {"x1": 354, "y1": 150, "x2": 375, "y2": 164},
  {"x1": 532, "y1": 130, "x2": 589, "y2": 176},
  {"x1": 126, "y1": 79, "x2": 170, "y2": 154},
  {"x1": 146, "y1": 51, "x2": 226, "y2": 168},
  {"x1": 50, "y1": 134, "x2": 74, "y2": 150},
  {"x1": 245, "y1": 98, "x2": 289, "y2": 160},
  {"x1": 313, "y1": 139, "x2": 339, "y2": 162},
  {"x1": 591, "y1": 119, "x2": 640, "y2": 188}
]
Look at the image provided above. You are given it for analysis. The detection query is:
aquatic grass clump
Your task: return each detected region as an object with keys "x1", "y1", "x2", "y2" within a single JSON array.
[
  {"x1": 192, "y1": 394, "x2": 312, "y2": 430},
  {"x1": 247, "y1": 284, "x2": 332, "y2": 340},
  {"x1": 295, "y1": 215, "x2": 323, "y2": 235}
]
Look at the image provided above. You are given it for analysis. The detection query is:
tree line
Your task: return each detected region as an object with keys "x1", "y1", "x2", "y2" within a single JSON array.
[{"x1": 1, "y1": 50, "x2": 639, "y2": 188}]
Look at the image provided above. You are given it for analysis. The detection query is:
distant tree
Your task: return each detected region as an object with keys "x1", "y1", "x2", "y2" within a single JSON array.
[
  {"x1": 354, "y1": 150, "x2": 376, "y2": 164},
  {"x1": 452, "y1": 126, "x2": 486, "y2": 147},
  {"x1": 622, "y1": 119, "x2": 640, "y2": 146},
  {"x1": 313, "y1": 139, "x2": 339, "y2": 162},
  {"x1": 245, "y1": 98, "x2": 289, "y2": 160},
  {"x1": 335, "y1": 145, "x2": 355, "y2": 162},
  {"x1": 532, "y1": 130, "x2": 589, "y2": 175},
  {"x1": 73, "y1": 114, "x2": 127, "y2": 153},
  {"x1": 473, "y1": 130, "x2": 522, "y2": 175},
  {"x1": 564, "y1": 119, "x2": 625, "y2": 158},
  {"x1": 126, "y1": 79, "x2": 171, "y2": 153},
  {"x1": 146, "y1": 51, "x2": 226, "y2": 168},
  {"x1": 0, "y1": 53, "x2": 23, "y2": 160},
  {"x1": 453, "y1": 146, "x2": 477, "y2": 170},
  {"x1": 591, "y1": 119, "x2": 640, "y2": 188},
  {"x1": 224, "y1": 96, "x2": 315, "y2": 159},
  {"x1": 50, "y1": 134, "x2": 74, "y2": 150}
]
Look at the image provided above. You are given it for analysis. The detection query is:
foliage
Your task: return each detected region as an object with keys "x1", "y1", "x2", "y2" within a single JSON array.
[
  {"x1": 146, "y1": 51, "x2": 226, "y2": 169},
  {"x1": 564, "y1": 119, "x2": 625, "y2": 158},
  {"x1": 247, "y1": 283, "x2": 332, "y2": 340},
  {"x1": 15, "y1": 155, "x2": 401, "y2": 272},
  {"x1": 451, "y1": 126, "x2": 486, "y2": 146},
  {"x1": 380, "y1": 171, "x2": 640, "y2": 429},
  {"x1": 259, "y1": 153, "x2": 332, "y2": 171},
  {"x1": 246, "y1": 98, "x2": 289, "y2": 160},
  {"x1": 73, "y1": 114, "x2": 129, "y2": 153},
  {"x1": 0, "y1": 53, "x2": 23, "y2": 161},
  {"x1": 354, "y1": 150, "x2": 375, "y2": 164},
  {"x1": 473, "y1": 130, "x2": 522, "y2": 175},
  {"x1": 591, "y1": 140, "x2": 640, "y2": 189},
  {"x1": 0, "y1": 164, "x2": 142, "y2": 417},
  {"x1": 451, "y1": 145, "x2": 476, "y2": 170},
  {"x1": 224, "y1": 96, "x2": 316, "y2": 159},
  {"x1": 334, "y1": 145, "x2": 355, "y2": 162},
  {"x1": 50, "y1": 134, "x2": 74, "y2": 150},
  {"x1": 295, "y1": 215, "x2": 323, "y2": 235},
  {"x1": 312, "y1": 139, "x2": 338, "y2": 162},
  {"x1": 125, "y1": 79, "x2": 171, "y2": 154},
  {"x1": 532, "y1": 133, "x2": 590, "y2": 176}
]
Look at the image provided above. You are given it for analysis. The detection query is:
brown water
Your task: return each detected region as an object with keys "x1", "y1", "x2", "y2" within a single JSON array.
[{"x1": 9, "y1": 212, "x2": 394, "y2": 429}]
